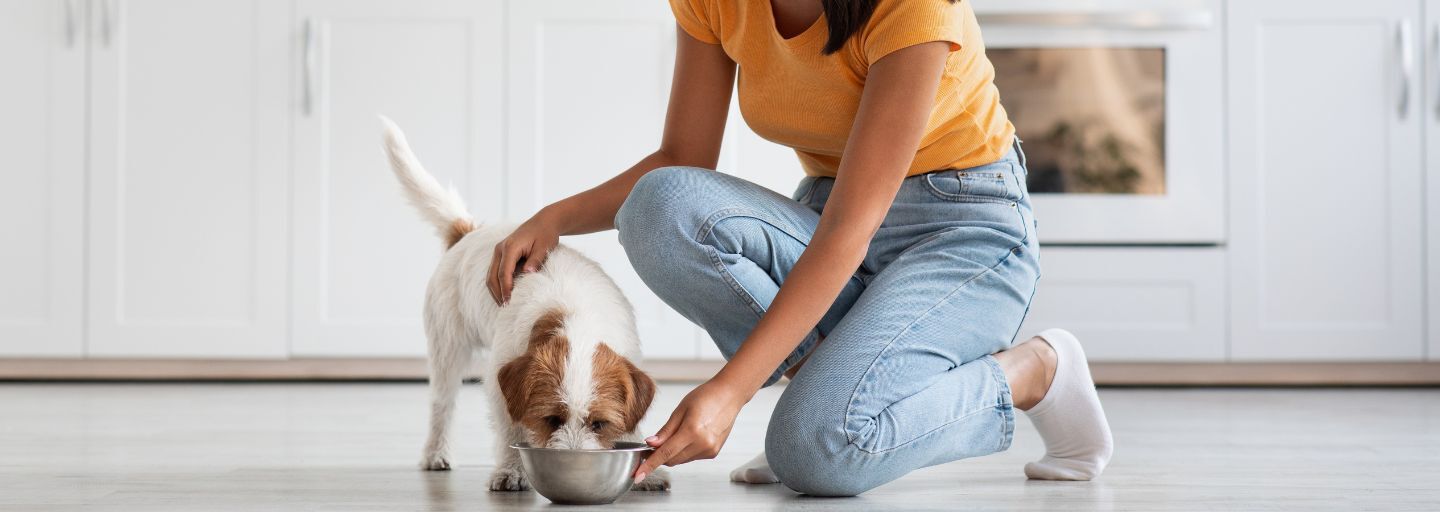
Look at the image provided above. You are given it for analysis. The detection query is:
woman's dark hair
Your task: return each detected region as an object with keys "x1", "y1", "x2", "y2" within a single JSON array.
[{"x1": 821, "y1": 0, "x2": 960, "y2": 55}]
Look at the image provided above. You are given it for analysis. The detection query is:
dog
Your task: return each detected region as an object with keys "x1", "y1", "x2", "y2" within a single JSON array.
[{"x1": 380, "y1": 117, "x2": 669, "y2": 492}]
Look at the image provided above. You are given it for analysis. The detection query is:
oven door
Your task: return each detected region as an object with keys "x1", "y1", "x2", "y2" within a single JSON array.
[{"x1": 975, "y1": 0, "x2": 1224, "y2": 244}]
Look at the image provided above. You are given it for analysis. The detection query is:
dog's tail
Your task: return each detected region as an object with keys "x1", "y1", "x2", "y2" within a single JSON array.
[{"x1": 379, "y1": 116, "x2": 476, "y2": 249}]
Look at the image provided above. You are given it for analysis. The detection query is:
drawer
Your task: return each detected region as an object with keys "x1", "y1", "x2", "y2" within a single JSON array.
[{"x1": 1019, "y1": 247, "x2": 1227, "y2": 362}]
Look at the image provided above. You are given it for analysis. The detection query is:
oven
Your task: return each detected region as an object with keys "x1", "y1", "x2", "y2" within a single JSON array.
[{"x1": 974, "y1": 0, "x2": 1224, "y2": 244}]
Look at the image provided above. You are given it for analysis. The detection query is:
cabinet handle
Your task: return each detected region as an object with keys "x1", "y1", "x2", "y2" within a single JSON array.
[
  {"x1": 65, "y1": 0, "x2": 79, "y2": 48},
  {"x1": 1398, "y1": 21, "x2": 1414, "y2": 119},
  {"x1": 1433, "y1": 24, "x2": 1440, "y2": 120},
  {"x1": 100, "y1": 0, "x2": 117, "y2": 48},
  {"x1": 303, "y1": 19, "x2": 319, "y2": 116}
]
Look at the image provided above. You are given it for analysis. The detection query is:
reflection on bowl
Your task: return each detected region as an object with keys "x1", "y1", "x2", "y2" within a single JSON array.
[{"x1": 510, "y1": 442, "x2": 653, "y2": 505}]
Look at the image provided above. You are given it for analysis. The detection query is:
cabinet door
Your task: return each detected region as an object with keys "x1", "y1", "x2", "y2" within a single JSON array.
[
  {"x1": 291, "y1": 0, "x2": 503, "y2": 356},
  {"x1": 508, "y1": 0, "x2": 708, "y2": 360},
  {"x1": 0, "y1": 0, "x2": 85, "y2": 356},
  {"x1": 1428, "y1": 0, "x2": 1440, "y2": 361},
  {"x1": 1228, "y1": 0, "x2": 1425, "y2": 360},
  {"x1": 87, "y1": 0, "x2": 291, "y2": 357}
]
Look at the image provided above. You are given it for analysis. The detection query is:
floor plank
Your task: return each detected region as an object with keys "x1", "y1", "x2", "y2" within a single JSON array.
[{"x1": 1, "y1": 383, "x2": 1437, "y2": 511}]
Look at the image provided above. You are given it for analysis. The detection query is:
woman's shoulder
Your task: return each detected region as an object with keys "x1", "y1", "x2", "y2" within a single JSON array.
[
  {"x1": 857, "y1": 0, "x2": 970, "y2": 64},
  {"x1": 668, "y1": 0, "x2": 745, "y2": 45}
]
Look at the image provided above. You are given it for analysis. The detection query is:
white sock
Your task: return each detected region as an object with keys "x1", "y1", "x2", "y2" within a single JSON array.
[
  {"x1": 1022, "y1": 328, "x2": 1114, "y2": 481},
  {"x1": 728, "y1": 451, "x2": 779, "y2": 484}
]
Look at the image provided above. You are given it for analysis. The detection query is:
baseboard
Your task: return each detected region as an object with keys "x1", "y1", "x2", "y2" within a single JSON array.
[{"x1": 0, "y1": 358, "x2": 1437, "y2": 386}]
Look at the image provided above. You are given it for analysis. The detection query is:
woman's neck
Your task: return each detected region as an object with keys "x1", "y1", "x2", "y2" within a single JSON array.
[{"x1": 770, "y1": 0, "x2": 823, "y2": 39}]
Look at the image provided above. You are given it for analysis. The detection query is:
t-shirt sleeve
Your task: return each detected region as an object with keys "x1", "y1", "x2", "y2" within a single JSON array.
[
  {"x1": 861, "y1": 0, "x2": 966, "y2": 64},
  {"x1": 668, "y1": 0, "x2": 721, "y2": 44}
]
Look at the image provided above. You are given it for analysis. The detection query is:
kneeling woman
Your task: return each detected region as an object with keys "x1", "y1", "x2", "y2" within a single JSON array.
[{"x1": 487, "y1": 0, "x2": 1113, "y2": 495}]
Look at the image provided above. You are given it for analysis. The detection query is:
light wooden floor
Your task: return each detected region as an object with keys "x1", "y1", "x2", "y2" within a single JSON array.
[{"x1": 1, "y1": 383, "x2": 1437, "y2": 511}]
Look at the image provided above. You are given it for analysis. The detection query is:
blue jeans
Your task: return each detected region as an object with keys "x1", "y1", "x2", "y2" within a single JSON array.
[{"x1": 614, "y1": 141, "x2": 1041, "y2": 496}]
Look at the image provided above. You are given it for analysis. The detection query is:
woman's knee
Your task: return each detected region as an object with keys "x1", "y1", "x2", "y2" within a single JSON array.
[
  {"x1": 615, "y1": 166, "x2": 715, "y2": 248},
  {"x1": 764, "y1": 405, "x2": 877, "y2": 497}
]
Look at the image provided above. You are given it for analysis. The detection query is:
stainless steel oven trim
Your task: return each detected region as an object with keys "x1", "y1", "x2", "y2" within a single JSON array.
[{"x1": 977, "y1": 11, "x2": 1213, "y2": 31}]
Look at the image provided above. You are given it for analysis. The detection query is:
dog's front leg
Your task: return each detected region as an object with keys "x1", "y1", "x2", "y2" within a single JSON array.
[
  {"x1": 419, "y1": 330, "x2": 472, "y2": 470},
  {"x1": 488, "y1": 422, "x2": 531, "y2": 491}
]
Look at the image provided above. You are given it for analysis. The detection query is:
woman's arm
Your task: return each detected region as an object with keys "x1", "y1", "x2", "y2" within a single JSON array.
[
  {"x1": 487, "y1": 28, "x2": 736, "y2": 303},
  {"x1": 634, "y1": 41, "x2": 954, "y2": 480}
]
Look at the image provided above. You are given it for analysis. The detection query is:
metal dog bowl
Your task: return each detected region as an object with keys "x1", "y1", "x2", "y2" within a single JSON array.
[{"x1": 510, "y1": 442, "x2": 654, "y2": 505}]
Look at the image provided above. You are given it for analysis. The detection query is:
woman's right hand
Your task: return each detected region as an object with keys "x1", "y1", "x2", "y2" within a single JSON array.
[{"x1": 487, "y1": 211, "x2": 562, "y2": 305}]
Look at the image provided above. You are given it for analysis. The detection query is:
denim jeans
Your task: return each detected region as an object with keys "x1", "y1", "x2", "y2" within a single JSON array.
[{"x1": 614, "y1": 141, "x2": 1041, "y2": 496}]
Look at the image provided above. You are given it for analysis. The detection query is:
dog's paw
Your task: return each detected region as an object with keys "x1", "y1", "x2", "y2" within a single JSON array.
[
  {"x1": 420, "y1": 452, "x2": 453, "y2": 471},
  {"x1": 631, "y1": 468, "x2": 671, "y2": 492},
  {"x1": 488, "y1": 467, "x2": 530, "y2": 491},
  {"x1": 729, "y1": 452, "x2": 779, "y2": 484},
  {"x1": 419, "y1": 451, "x2": 452, "y2": 471}
]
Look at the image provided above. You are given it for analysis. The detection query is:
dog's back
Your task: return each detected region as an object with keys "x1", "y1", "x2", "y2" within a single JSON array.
[{"x1": 378, "y1": 117, "x2": 639, "y2": 359}]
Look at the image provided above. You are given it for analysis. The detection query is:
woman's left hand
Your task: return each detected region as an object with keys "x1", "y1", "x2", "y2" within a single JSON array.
[{"x1": 632, "y1": 377, "x2": 751, "y2": 483}]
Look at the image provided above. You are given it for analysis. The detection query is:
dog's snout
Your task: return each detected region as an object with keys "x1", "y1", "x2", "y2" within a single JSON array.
[{"x1": 545, "y1": 424, "x2": 605, "y2": 450}]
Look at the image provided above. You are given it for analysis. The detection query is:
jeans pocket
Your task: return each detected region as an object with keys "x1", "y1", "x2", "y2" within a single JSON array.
[{"x1": 923, "y1": 170, "x2": 1017, "y2": 205}]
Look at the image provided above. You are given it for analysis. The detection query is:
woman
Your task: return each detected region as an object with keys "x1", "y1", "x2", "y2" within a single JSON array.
[{"x1": 487, "y1": 0, "x2": 1113, "y2": 495}]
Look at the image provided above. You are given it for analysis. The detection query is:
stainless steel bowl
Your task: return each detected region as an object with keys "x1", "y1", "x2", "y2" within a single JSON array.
[{"x1": 510, "y1": 442, "x2": 654, "y2": 505}]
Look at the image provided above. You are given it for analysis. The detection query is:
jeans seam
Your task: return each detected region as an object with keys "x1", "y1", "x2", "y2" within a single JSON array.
[
  {"x1": 840, "y1": 246, "x2": 1021, "y2": 451},
  {"x1": 695, "y1": 213, "x2": 820, "y2": 385},
  {"x1": 703, "y1": 245, "x2": 766, "y2": 316},
  {"x1": 1006, "y1": 270, "x2": 1043, "y2": 347},
  {"x1": 983, "y1": 355, "x2": 1016, "y2": 453},
  {"x1": 851, "y1": 400, "x2": 1008, "y2": 455},
  {"x1": 694, "y1": 208, "x2": 812, "y2": 249}
]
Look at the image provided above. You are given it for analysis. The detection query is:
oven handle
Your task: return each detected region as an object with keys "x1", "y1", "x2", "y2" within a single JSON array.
[
  {"x1": 976, "y1": 11, "x2": 1213, "y2": 31},
  {"x1": 1399, "y1": 21, "x2": 1414, "y2": 120},
  {"x1": 303, "y1": 18, "x2": 319, "y2": 117}
]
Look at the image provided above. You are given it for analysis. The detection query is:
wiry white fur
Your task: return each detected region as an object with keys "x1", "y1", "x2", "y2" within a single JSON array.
[
  {"x1": 380, "y1": 116, "x2": 474, "y2": 245},
  {"x1": 379, "y1": 118, "x2": 669, "y2": 492}
]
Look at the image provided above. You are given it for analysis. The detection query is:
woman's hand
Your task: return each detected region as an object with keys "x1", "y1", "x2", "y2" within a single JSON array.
[
  {"x1": 487, "y1": 211, "x2": 562, "y2": 304},
  {"x1": 632, "y1": 377, "x2": 752, "y2": 484}
]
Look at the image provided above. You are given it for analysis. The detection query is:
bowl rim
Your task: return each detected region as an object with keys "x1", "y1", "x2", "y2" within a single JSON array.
[{"x1": 510, "y1": 441, "x2": 654, "y2": 453}]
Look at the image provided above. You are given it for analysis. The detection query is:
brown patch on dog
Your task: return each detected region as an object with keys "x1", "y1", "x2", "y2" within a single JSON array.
[
  {"x1": 588, "y1": 343, "x2": 656, "y2": 441},
  {"x1": 444, "y1": 218, "x2": 476, "y2": 249},
  {"x1": 496, "y1": 309, "x2": 570, "y2": 445}
]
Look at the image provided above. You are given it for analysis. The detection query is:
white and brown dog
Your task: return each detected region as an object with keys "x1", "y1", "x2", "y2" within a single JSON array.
[{"x1": 380, "y1": 118, "x2": 668, "y2": 492}]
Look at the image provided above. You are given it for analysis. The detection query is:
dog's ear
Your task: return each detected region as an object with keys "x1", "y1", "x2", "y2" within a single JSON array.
[
  {"x1": 622, "y1": 358, "x2": 657, "y2": 432},
  {"x1": 496, "y1": 355, "x2": 530, "y2": 423}
]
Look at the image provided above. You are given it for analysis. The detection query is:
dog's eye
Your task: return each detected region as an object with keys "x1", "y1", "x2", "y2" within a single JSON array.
[
  {"x1": 589, "y1": 420, "x2": 608, "y2": 432},
  {"x1": 543, "y1": 415, "x2": 564, "y2": 429}
]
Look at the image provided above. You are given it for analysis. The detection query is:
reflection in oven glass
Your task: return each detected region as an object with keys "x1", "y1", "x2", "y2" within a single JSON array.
[{"x1": 989, "y1": 48, "x2": 1165, "y2": 195}]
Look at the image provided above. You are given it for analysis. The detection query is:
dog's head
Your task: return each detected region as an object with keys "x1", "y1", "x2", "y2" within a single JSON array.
[{"x1": 496, "y1": 310, "x2": 656, "y2": 449}]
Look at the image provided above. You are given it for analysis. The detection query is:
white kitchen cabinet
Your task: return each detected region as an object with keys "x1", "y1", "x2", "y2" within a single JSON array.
[
  {"x1": 508, "y1": 0, "x2": 708, "y2": 359},
  {"x1": 0, "y1": 0, "x2": 86, "y2": 356},
  {"x1": 1227, "y1": 0, "x2": 1426, "y2": 360},
  {"x1": 1019, "y1": 248, "x2": 1227, "y2": 361},
  {"x1": 86, "y1": 0, "x2": 292, "y2": 357},
  {"x1": 290, "y1": 0, "x2": 503, "y2": 356}
]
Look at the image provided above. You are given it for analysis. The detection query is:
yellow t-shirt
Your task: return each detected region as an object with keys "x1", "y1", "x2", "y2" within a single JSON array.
[{"x1": 669, "y1": 0, "x2": 1014, "y2": 177}]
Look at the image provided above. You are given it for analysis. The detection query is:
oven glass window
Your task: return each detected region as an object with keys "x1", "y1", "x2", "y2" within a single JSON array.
[{"x1": 989, "y1": 48, "x2": 1166, "y2": 195}]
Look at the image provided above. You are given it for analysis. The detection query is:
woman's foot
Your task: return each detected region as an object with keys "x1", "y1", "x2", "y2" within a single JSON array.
[
  {"x1": 997, "y1": 329, "x2": 1113, "y2": 481},
  {"x1": 729, "y1": 451, "x2": 779, "y2": 484},
  {"x1": 994, "y1": 335, "x2": 1058, "y2": 410}
]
